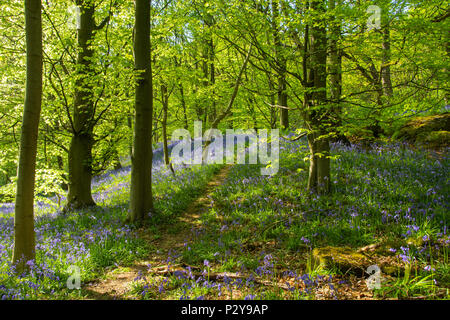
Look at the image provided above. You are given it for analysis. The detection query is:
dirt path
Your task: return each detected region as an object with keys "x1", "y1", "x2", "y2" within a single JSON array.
[{"x1": 84, "y1": 165, "x2": 231, "y2": 300}]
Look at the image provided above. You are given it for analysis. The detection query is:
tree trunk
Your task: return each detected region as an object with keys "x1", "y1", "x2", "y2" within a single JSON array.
[
  {"x1": 178, "y1": 83, "x2": 189, "y2": 130},
  {"x1": 129, "y1": 0, "x2": 154, "y2": 223},
  {"x1": 307, "y1": 133, "x2": 318, "y2": 191},
  {"x1": 67, "y1": 133, "x2": 95, "y2": 208},
  {"x1": 271, "y1": 0, "x2": 289, "y2": 130},
  {"x1": 306, "y1": 0, "x2": 330, "y2": 194},
  {"x1": 65, "y1": 1, "x2": 96, "y2": 210},
  {"x1": 381, "y1": 23, "x2": 393, "y2": 97},
  {"x1": 127, "y1": 111, "x2": 133, "y2": 158},
  {"x1": 328, "y1": 0, "x2": 347, "y2": 144},
  {"x1": 13, "y1": 0, "x2": 42, "y2": 272},
  {"x1": 202, "y1": 45, "x2": 252, "y2": 162},
  {"x1": 278, "y1": 75, "x2": 289, "y2": 129},
  {"x1": 161, "y1": 84, "x2": 174, "y2": 174},
  {"x1": 209, "y1": 37, "x2": 216, "y2": 123}
]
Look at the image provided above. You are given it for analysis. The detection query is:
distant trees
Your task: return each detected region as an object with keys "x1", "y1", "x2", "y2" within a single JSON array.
[{"x1": 12, "y1": 0, "x2": 43, "y2": 271}]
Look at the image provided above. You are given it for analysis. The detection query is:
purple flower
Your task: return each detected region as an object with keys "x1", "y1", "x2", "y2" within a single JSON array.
[
  {"x1": 424, "y1": 265, "x2": 435, "y2": 272},
  {"x1": 301, "y1": 237, "x2": 310, "y2": 245}
]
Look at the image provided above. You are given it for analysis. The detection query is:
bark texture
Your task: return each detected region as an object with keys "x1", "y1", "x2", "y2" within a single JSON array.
[
  {"x1": 129, "y1": 0, "x2": 154, "y2": 223},
  {"x1": 66, "y1": 1, "x2": 97, "y2": 210},
  {"x1": 13, "y1": 0, "x2": 43, "y2": 271}
]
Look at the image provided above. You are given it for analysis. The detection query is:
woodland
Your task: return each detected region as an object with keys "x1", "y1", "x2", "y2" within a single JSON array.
[{"x1": 0, "y1": 0, "x2": 448, "y2": 300}]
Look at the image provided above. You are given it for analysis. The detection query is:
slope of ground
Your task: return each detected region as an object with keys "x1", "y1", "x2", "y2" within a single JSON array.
[{"x1": 84, "y1": 165, "x2": 231, "y2": 299}]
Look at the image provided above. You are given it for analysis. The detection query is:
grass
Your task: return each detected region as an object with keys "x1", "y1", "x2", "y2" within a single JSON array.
[
  {"x1": 0, "y1": 163, "x2": 221, "y2": 299},
  {"x1": 128, "y1": 140, "x2": 448, "y2": 300}
]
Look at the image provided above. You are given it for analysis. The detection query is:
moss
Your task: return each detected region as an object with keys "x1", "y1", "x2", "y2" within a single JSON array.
[
  {"x1": 380, "y1": 265, "x2": 400, "y2": 276},
  {"x1": 396, "y1": 113, "x2": 450, "y2": 148},
  {"x1": 373, "y1": 239, "x2": 407, "y2": 256},
  {"x1": 417, "y1": 130, "x2": 450, "y2": 147},
  {"x1": 406, "y1": 236, "x2": 426, "y2": 248},
  {"x1": 312, "y1": 246, "x2": 372, "y2": 276}
]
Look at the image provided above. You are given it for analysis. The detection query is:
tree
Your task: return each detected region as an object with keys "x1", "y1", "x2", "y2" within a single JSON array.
[
  {"x1": 328, "y1": 0, "x2": 346, "y2": 143},
  {"x1": 128, "y1": 0, "x2": 154, "y2": 223},
  {"x1": 305, "y1": 0, "x2": 330, "y2": 194},
  {"x1": 65, "y1": 0, "x2": 97, "y2": 210},
  {"x1": 12, "y1": 0, "x2": 43, "y2": 272},
  {"x1": 161, "y1": 83, "x2": 175, "y2": 174},
  {"x1": 271, "y1": 0, "x2": 289, "y2": 130},
  {"x1": 65, "y1": 0, "x2": 112, "y2": 211}
]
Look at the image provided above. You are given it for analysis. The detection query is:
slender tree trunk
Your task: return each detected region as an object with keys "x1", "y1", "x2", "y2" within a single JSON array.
[
  {"x1": 161, "y1": 84, "x2": 174, "y2": 174},
  {"x1": 65, "y1": 1, "x2": 96, "y2": 210},
  {"x1": 278, "y1": 74, "x2": 289, "y2": 129},
  {"x1": 209, "y1": 37, "x2": 216, "y2": 122},
  {"x1": 267, "y1": 72, "x2": 278, "y2": 129},
  {"x1": 445, "y1": 39, "x2": 450, "y2": 104},
  {"x1": 129, "y1": 0, "x2": 154, "y2": 223},
  {"x1": 202, "y1": 46, "x2": 252, "y2": 161},
  {"x1": 381, "y1": 23, "x2": 393, "y2": 97},
  {"x1": 174, "y1": 53, "x2": 189, "y2": 130},
  {"x1": 12, "y1": 0, "x2": 42, "y2": 272},
  {"x1": 271, "y1": 0, "x2": 289, "y2": 130},
  {"x1": 328, "y1": 0, "x2": 347, "y2": 143},
  {"x1": 178, "y1": 83, "x2": 189, "y2": 130},
  {"x1": 307, "y1": 133, "x2": 318, "y2": 191},
  {"x1": 193, "y1": 57, "x2": 203, "y2": 122}
]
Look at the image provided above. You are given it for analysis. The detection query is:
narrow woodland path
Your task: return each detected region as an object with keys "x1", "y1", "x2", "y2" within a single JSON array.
[{"x1": 84, "y1": 165, "x2": 231, "y2": 300}]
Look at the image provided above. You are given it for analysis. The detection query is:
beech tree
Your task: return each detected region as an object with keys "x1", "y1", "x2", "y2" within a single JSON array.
[
  {"x1": 65, "y1": 0, "x2": 112, "y2": 211},
  {"x1": 12, "y1": 0, "x2": 43, "y2": 272},
  {"x1": 304, "y1": 0, "x2": 330, "y2": 193},
  {"x1": 128, "y1": 0, "x2": 154, "y2": 223}
]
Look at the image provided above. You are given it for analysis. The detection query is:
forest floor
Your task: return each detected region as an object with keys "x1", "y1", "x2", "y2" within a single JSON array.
[
  {"x1": 0, "y1": 139, "x2": 448, "y2": 300},
  {"x1": 83, "y1": 165, "x2": 232, "y2": 299},
  {"x1": 82, "y1": 141, "x2": 449, "y2": 300}
]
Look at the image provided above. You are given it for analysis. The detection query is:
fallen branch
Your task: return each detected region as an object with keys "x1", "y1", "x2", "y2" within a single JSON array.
[{"x1": 147, "y1": 268, "x2": 292, "y2": 291}]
